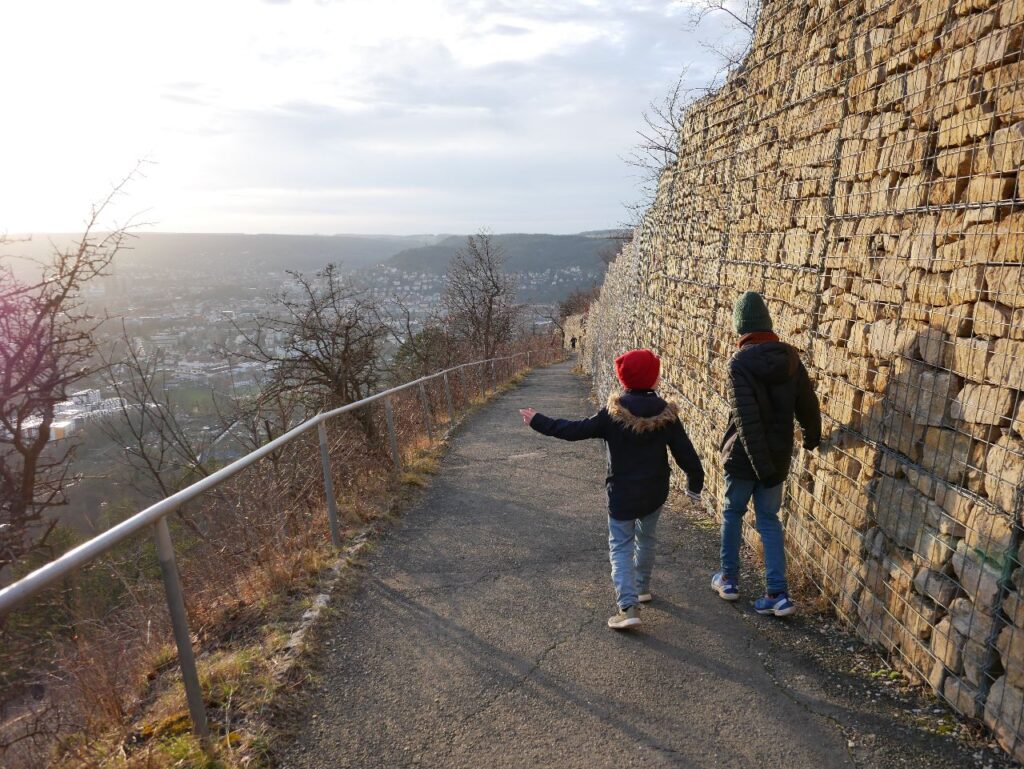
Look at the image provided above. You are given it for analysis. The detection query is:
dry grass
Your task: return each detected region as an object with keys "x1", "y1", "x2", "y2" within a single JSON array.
[{"x1": 8, "y1": 354, "x2": 565, "y2": 769}]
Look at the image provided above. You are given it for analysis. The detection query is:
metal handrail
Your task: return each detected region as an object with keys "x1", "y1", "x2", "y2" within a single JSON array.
[{"x1": 0, "y1": 348, "x2": 551, "y2": 748}]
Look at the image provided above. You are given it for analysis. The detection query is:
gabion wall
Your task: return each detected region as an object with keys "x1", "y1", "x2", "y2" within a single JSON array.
[{"x1": 583, "y1": 0, "x2": 1024, "y2": 758}]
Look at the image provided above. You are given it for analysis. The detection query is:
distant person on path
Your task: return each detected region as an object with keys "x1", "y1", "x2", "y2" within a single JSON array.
[
  {"x1": 519, "y1": 349, "x2": 704, "y2": 630},
  {"x1": 570, "y1": 336, "x2": 577, "y2": 350},
  {"x1": 711, "y1": 291, "x2": 821, "y2": 617}
]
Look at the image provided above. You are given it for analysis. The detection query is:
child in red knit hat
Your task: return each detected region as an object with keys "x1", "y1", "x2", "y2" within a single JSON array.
[{"x1": 519, "y1": 349, "x2": 704, "y2": 630}]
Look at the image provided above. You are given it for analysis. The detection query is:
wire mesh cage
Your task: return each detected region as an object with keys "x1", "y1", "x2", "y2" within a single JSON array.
[{"x1": 583, "y1": 0, "x2": 1024, "y2": 759}]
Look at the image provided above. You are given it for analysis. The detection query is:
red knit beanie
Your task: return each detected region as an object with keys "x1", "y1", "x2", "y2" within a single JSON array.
[{"x1": 614, "y1": 349, "x2": 660, "y2": 390}]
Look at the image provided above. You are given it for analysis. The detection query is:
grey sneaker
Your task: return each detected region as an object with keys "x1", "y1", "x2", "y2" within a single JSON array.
[
  {"x1": 638, "y1": 592, "x2": 653, "y2": 603},
  {"x1": 607, "y1": 605, "x2": 641, "y2": 629}
]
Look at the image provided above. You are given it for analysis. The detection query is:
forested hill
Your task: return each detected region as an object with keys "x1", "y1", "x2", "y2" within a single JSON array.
[
  {"x1": 386, "y1": 233, "x2": 624, "y2": 274},
  {"x1": 2, "y1": 232, "x2": 442, "y2": 278},
  {"x1": 4, "y1": 231, "x2": 627, "y2": 279}
]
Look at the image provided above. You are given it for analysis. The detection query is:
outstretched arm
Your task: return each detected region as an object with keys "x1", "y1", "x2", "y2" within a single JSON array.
[{"x1": 520, "y1": 408, "x2": 605, "y2": 441}]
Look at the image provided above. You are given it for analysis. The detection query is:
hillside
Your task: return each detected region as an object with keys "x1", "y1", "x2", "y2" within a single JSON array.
[
  {"x1": 3, "y1": 232, "x2": 622, "y2": 281},
  {"x1": 2, "y1": 232, "x2": 441, "y2": 279},
  {"x1": 386, "y1": 233, "x2": 620, "y2": 274}
]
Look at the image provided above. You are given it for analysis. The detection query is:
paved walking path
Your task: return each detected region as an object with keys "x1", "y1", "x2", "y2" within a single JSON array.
[{"x1": 280, "y1": 361, "x2": 998, "y2": 769}]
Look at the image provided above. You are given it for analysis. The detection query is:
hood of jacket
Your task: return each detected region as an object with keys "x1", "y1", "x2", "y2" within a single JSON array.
[
  {"x1": 734, "y1": 341, "x2": 799, "y2": 385},
  {"x1": 606, "y1": 390, "x2": 678, "y2": 433}
]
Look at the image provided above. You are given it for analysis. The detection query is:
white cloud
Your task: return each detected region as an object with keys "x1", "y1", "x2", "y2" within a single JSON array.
[{"x1": 0, "y1": 0, "x2": 738, "y2": 234}]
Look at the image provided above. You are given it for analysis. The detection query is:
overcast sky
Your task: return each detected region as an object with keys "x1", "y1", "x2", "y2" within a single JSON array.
[{"x1": 1, "y1": 1, "x2": 738, "y2": 235}]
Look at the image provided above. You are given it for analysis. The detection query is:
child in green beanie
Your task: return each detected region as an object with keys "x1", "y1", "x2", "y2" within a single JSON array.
[{"x1": 711, "y1": 291, "x2": 821, "y2": 617}]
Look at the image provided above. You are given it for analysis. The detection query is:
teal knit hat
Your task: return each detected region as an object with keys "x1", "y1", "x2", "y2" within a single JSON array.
[{"x1": 733, "y1": 291, "x2": 773, "y2": 335}]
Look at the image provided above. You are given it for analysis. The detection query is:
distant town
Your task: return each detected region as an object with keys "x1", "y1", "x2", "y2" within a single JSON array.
[{"x1": 12, "y1": 232, "x2": 612, "y2": 530}]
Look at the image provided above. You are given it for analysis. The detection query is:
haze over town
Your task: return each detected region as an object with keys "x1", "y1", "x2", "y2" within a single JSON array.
[
  {"x1": 0, "y1": 0, "x2": 742, "y2": 539},
  {"x1": 1, "y1": 0, "x2": 739, "y2": 234}
]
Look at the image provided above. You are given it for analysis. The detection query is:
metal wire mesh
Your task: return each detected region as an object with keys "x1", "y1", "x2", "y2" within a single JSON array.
[{"x1": 580, "y1": 0, "x2": 1024, "y2": 759}]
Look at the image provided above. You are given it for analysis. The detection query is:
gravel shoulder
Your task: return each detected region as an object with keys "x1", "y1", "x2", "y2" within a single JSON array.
[{"x1": 278, "y1": 361, "x2": 1014, "y2": 769}]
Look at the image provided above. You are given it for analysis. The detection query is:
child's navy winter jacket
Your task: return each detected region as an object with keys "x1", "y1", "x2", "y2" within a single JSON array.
[{"x1": 528, "y1": 390, "x2": 704, "y2": 520}]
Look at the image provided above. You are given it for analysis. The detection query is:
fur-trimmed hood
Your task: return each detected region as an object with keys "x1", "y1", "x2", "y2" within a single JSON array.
[{"x1": 606, "y1": 391, "x2": 679, "y2": 434}]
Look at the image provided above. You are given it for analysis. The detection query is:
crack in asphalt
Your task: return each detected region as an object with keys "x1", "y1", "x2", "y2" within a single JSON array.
[
  {"x1": 749, "y1": 633, "x2": 860, "y2": 769},
  {"x1": 427, "y1": 609, "x2": 603, "y2": 765},
  {"x1": 461, "y1": 610, "x2": 603, "y2": 725}
]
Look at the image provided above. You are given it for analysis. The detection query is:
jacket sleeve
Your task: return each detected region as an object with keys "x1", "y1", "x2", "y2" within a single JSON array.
[
  {"x1": 795, "y1": 360, "x2": 822, "y2": 450},
  {"x1": 728, "y1": 357, "x2": 778, "y2": 482},
  {"x1": 668, "y1": 419, "x2": 704, "y2": 494},
  {"x1": 529, "y1": 409, "x2": 606, "y2": 441}
]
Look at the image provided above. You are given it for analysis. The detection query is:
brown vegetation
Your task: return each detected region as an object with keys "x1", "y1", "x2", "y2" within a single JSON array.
[{"x1": 0, "y1": 342, "x2": 562, "y2": 769}]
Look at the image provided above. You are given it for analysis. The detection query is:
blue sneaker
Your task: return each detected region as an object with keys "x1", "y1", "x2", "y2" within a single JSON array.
[
  {"x1": 711, "y1": 572, "x2": 739, "y2": 601},
  {"x1": 754, "y1": 592, "x2": 796, "y2": 617}
]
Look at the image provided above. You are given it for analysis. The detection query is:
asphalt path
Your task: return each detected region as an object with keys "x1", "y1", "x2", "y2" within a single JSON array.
[{"x1": 278, "y1": 361, "x2": 933, "y2": 769}]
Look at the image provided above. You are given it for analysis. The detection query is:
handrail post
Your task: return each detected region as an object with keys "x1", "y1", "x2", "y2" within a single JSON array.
[
  {"x1": 383, "y1": 396, "x2": 402, "y2": 470},
  {"x1": 317, "y1": 421, "x2": 343, "y2": 547},
  {"x1": 418, "y1": 382, "x2": 434, "y2": 443},
  {"x1": 442, "y1": 372, "x2": 454, "y2": 426},
  {"x1": 153, "y1": 517, "x2": 211, "y2": 750},
  {"x1": 491, "y1": 360, "x2": 497, "y2": 392},
  {"x1": 527, "y1": 350, "x2": 531, "y2": 368}
]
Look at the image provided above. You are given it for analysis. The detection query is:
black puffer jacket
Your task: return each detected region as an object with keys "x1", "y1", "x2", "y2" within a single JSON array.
[
  {"x1": 721, "y1": 340, "x2": 821, "y2": 487},
  {"x1": 529, "y1": 390, "x2": 704, "y2": 520}
]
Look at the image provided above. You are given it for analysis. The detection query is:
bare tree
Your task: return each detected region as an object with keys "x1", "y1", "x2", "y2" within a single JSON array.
[
  {"x1": 0, "y1": 190, "x2": 134, "y2": 577},
  {"x1": 233, "y1": 263, "x2": 389, "y2": 415},
  {"x1": 559, "y1": 285, "x2": 601, "y2": 319},
  {"x1": 442, "y1": 230, "x2": 521, "y2": 359},
  {"x1": 541, "y1": 285, "x2": 602, "y2": 340},
  {"x1": 99, "y1": 325, "x2": 229, "y2": 499},
  {"x1": 626, "y1": 73, "x2": 691, "y2": 177},
  {"x1": 597, "y1": 231, "x2": 631, "y2": 266},
  {"x1": 622, "y1": 74, "x2": 699, "y2": 222},
  {"x1": 378, "y1": 291, "x2": 457, "y2": 383},
  {"x1": 687, "y1": 0, "x2": 759, "y2": 78}
]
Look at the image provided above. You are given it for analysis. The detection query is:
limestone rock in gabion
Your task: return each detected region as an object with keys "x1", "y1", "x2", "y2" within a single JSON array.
[
  {"x1": 986, "y1": 434, "x2": 1024, "y2": 513},
  {"x1": 914, "y1": 567, "x2": 960, "y2": 609},
  {"x1": 953, "y1": 542, "x2": 1003, "y2": 610},
  {"x1": 1005, "y1": 590, "x2": 1024, "y2": 628},
  {"x1": 949, "y1": 597, "x2": 999, "y2": 643},
  {"x1": 986, "y1": 676, "x2": 1024, "y2": 762},
  {"x1": 945, "y1": 675, "x2": 985, "y2": 719},
  {"x1": 966, "y1": 506, "x2": 1015, "y2": 564},
  {"x1": 998, "y1": 625, "x2": 1024, "y2": 690}
]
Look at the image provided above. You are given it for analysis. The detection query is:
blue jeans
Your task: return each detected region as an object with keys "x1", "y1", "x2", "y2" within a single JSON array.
[
  {"x1": 720, "y1": 475, "x2": 788, "y2": 594},
  {"x1": 608, "y1": 507, "x2": 662, "y2": 609}
]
